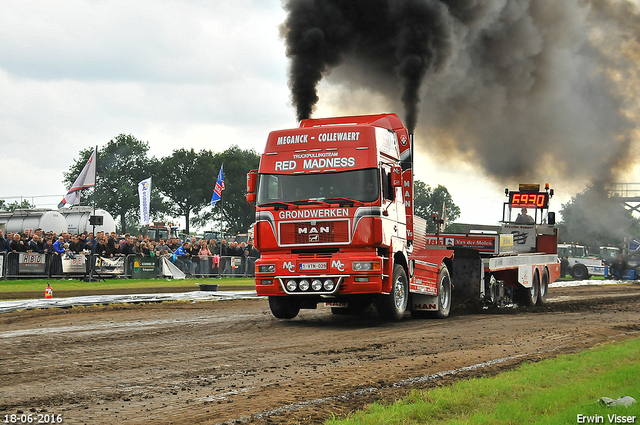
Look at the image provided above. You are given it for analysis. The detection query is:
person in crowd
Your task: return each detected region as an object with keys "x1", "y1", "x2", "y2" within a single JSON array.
[
  {"x1": 169, "y1": 237, "x2": 181, "y2": 252},
  {"x1": 0, "y1": 229, "x2": 10, "y2": 253},
  {"x1": 68, "y1": 235, "x2": 82, "y2": 254},
  {"x1": 20, "y1": 233, "x2": 31, "y2": 249},
  {"x1": 147, "y1": 241, "x2": 157, "y2": 257},
  {"x1": 29, "y1": 234, "x2": 45, "y2": 254},
  {"x1": 107, "y1": 232, "x2": 118, "y2": 254},
  {"x1": 63, "y1": 242, "x2": 76, "y2": 259},
  {"x1": 42, "y1": 237, "x2": 55, "y2": 254},
  {"x1": 156, "y1": 238, "x2": 173, "y2": 255},
  {"x1": 10, "y1": 233, "x2": 29, "y2": 252},
  {"x1": 104, "y1": 235, "x2": 118, "y2": 257},
  {"x1": 198, "y1": 239, "x2": 211, "y2": 277},
  {"x1": 218, "y1": 239, "x2": 230, "y2": 276},
  {"x1": 84, "y1": 233, "x2": 97, "y2": 252},
  {"x1": 188, "y1": 241, "x2": 200, "y2": 275},
  {"x1": 174, "y1": 242, "x2": 193, "y2": 274},
  {"x1": 52, "y1": 236, "x2": 66, "y2": 255},
  {"x1": 96, "y1": 237, "x2": 109, "y2": 257},
  {"x1": 140, "y1": 242, "x2": 150, "y2": 256},
  {"x1": 120, "y1": 236, "x2": 136, "y2": 256},
  {"x1": 120, "y1": 233, "x2": 130, "y2": 251},
  {"x1": 49, "y1": 236, "x2": 65, "y2": 275}
]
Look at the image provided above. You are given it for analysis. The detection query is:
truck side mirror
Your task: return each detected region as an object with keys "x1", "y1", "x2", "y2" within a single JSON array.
[
  {"x1": 391, "y1": 165, "x2": 402, "y2": 187},
  {"x1": 246, "y1": 170, "x2": 257, "y2": 203}
]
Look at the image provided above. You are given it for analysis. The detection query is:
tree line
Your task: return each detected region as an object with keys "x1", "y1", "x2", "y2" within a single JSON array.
[{"x1": 64, "y1": 134, "x2": 259, "y2": 235}]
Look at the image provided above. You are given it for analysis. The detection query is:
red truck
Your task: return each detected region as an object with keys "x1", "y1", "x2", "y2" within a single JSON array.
[{"x1": 246, "y1": 113, "x2": 560, "y2": 319}]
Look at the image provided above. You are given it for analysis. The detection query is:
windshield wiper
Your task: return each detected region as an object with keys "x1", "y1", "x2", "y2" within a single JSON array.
[
  {"x1": 322, "y1": 197, "x2": 362, "y2": 206},
  {"x1": 259, "y1": 201, "x2": 298, "y2": 209},
  {"x1": 290, "y1": 199, "x2": 331, "y2": 206}
]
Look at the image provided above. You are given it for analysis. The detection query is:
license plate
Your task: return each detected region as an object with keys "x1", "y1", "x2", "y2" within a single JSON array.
[{"x1": 299, "y1": 262, "x2": 327, "y2": 270}]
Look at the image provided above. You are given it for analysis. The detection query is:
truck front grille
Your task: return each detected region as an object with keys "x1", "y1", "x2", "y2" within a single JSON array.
[{"x1": 279, "y1": 220, "x2": 350, "y2": 245}]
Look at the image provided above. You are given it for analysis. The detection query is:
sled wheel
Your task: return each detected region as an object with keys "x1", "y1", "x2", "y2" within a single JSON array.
[
  {"x1": 519, "y1": 271, "x2": 539, "y2": 307},
  {"x1": 537, "y1": 268, "x2": 549, "y2": 305}
]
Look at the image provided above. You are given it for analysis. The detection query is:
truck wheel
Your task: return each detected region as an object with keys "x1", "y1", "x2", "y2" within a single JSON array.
[
  {"x1": 268, "y1": 296, "x2": 300, "y2": 319},
  {"x1": 378, "y1": 265, "x2": 408, "y2": 320},
  {"x1": 537, "y1": 268, "x2": 549, "y2": 305},
  {"x1": 571, "y1": 264, "x2": 589, "y2": 280},
  {"x1": 518, "y1": 271, "x2": 539, "y2": 307},
  {"x1": 428, "y1": 264, "x2": 451, "y2": 319}
]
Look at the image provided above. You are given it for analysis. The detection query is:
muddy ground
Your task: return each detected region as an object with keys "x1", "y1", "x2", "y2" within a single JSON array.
[{"x1": 1, "y1": 282, "x2": 640, "y2": 424}]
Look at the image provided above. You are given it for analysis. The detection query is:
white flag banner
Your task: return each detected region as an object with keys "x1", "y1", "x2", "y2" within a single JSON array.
[
  {"x1": 138, "y1": 177, "x2": 152, "y2": 226},
  {"x1": 58, "y1": 147, "x2": 97, "y2": 208}
]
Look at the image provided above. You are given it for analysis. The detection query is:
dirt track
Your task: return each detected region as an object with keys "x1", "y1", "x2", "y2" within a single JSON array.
[{"x1": 2, "y1": 282, "x2": 640, "y2": 424}]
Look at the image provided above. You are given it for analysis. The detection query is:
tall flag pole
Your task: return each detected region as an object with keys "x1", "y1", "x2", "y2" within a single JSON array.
[
  {"x1": 211, "y1": 165, "x2": 225, "y2": 257},
  {"x1": 59, "y1": 147, "x2": 97, "y2": 208}
]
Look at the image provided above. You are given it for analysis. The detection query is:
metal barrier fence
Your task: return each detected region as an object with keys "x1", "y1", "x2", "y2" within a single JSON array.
[{"x1": 0, "y1": 252, "x2": 258, "y2": 279}]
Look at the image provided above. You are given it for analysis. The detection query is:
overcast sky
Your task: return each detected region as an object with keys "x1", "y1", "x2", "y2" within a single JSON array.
[{"x1": 1, "y1": 0, "x2": 638, "y2": 228}]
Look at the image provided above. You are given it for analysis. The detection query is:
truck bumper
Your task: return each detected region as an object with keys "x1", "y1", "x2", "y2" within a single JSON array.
[{"x1": 254, "y1": 253, "x2": 385, "y2": 297}]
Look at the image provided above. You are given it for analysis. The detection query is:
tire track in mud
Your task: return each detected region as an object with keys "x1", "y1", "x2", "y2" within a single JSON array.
[{"x1": 1, "y1": 285, "x2": 640, "y2": 424}]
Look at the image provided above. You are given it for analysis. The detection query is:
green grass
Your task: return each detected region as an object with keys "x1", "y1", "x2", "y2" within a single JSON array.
[
  {"x1": 327, "y1": 338, "x2": 640, "y2": 425},
  {"x1": 0, "y1": 277, "x2": 256, "y2": 296}
]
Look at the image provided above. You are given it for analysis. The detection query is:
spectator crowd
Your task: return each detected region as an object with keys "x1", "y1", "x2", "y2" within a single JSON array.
[{"x1": 0, "y1": 228, "x2": 260, "y2": 277}]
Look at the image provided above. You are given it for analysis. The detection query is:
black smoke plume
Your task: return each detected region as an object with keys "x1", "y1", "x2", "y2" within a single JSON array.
[{"x1": 281, "y1": 0, "x2": 640, "y2": 185}]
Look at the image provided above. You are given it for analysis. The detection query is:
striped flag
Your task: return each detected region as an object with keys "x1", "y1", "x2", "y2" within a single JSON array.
[
  {"x1": 211, "y1": 165, "x2": 225, "y2": 207},
  {"x1": 58, "y1": 147, "x2": 97, "y2": 208}
]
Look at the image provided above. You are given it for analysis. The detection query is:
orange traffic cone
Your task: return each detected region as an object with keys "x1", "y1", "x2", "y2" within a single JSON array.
[{"x1": 45, "y1": 283, "x2": 53, "y2": 299}]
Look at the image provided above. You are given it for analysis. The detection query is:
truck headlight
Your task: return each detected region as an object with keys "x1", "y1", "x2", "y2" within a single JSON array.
[
  {"x1": 311, "y1": 279, "x2": 323, "y2": 291},
  {"x1": 352, "y1": 261, "x2": 380, "y2": 271},
  {"x1": 323, "y1": 279, "x2": 335, "y2": 291},
  {"x1": 257, "y1": 264, "x2": 276, "y2": 273},
  {"x1": 299, "y1": 279, "x2": 310, "y2": 291},
  {"x1": 286, "y1": 279, "x2": 297, "y2": 291}
]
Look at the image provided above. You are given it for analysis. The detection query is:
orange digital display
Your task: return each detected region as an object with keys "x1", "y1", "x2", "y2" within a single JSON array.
[{"x1": 509, "y1": 192, "x2": 549, "y2": 208}]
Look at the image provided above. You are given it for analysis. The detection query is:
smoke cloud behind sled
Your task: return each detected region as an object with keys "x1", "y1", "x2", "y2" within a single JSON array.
[{"x1": 281, "y1": 0, "x2": 640, "y2": 185}]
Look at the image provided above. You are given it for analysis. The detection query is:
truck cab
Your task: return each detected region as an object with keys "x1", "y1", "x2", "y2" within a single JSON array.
[{"x1": 247, "y1": 113, "x2": 453, "y2": 320}]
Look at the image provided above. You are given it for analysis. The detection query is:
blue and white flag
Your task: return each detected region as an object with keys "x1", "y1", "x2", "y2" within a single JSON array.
[
  {"x1": 58, "y1": 147, "x2": 97, "y2": 208},
  {"x1": 138, "y1": 177, "x2": 152, "y2": 226},
  {"x1": 211, "y1": 165, "x2": 225, "y2": 207}
]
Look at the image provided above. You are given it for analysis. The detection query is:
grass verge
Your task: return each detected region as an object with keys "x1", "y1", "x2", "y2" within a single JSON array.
[
  {"x1": 0, "y1": 277, "x2": 256, "y2": 297},
  {"x1": 327, "y1": 338, "x2": 640, "y2": 425}
]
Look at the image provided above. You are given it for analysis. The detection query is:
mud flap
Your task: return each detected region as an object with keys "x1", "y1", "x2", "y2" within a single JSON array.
[
  {"x1": 410, "y1": 293, "x2": 439, "y2": 311},
  {"x1": 451, "y1": 248, "x2": 483, "y2": 302}
]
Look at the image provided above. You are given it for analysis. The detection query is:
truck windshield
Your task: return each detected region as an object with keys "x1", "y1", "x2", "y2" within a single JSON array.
[{"x1": 257, "y1": 169, "x2": 380, "y2": 205}]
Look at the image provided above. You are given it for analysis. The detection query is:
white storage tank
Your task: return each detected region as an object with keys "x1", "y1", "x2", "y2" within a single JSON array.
[
  {"x1": 0, "y1": 209, "x2": 68, "y2": 235},
  {"x1": 60, "y1": 206, "x2": 117, "y2": 234}
]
